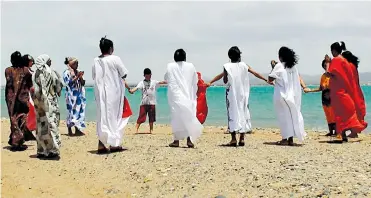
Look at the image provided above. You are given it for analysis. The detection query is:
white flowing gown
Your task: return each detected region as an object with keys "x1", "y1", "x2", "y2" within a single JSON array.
[
  {"x1": 164, "y1": 61, "x2": 203, "y2": 142},
  {"x1": 92, "y1": 55, "x2": 129, "y2": 147},
  {"x1": 269, "y1": 62, "x2": 306, "y2": 141},
  {"x1": 224, "y1": 62, "x2": 252, "y2": 133}
]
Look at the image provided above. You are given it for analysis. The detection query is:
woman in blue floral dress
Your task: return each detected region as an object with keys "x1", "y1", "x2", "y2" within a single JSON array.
[{"x1": 63, "y1": 57, "x2": 86, "y2": 136}]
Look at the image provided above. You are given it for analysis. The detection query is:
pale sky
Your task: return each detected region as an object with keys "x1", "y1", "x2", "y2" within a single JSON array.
[{"x1": 1, "y1": 1, "x2": 371, "y2": 85}]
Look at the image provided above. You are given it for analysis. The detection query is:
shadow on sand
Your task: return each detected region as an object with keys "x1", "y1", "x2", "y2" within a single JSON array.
[
  {"x1": 318, "y1": 139, "x2": 362, "y2": 144},
  {"x1": 263, "y1": 142, "x2": 304, "y2": 147},
  {"x1": 29, "y1": 154, "x2": 60, "y2": 161}
]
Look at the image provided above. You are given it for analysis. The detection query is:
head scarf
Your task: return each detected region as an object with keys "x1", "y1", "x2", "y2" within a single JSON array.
[
  {"x1": 66, "y1": 57, "x2": 78, "y2": 77},
  {"x1": 35, "y1": 54, "x2": 51, "y2": 71}
]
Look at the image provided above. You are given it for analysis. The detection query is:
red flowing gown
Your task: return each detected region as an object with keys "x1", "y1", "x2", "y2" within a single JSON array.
[
  {"x1": 196, "y1": 72, "x2": 208, "y2": 124},
  {"x1": 328, "y1": 56, "x2": 367, "y2": 134}
]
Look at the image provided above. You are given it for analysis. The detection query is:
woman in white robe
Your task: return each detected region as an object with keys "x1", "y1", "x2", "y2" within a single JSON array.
[
  {"x1": 208, "y1": 46, "x2": 269, "y2": 146},
  {"x1": 92, "y1": 37, "x2": 129, "y2": 153},
  {"x1": 165, "y1": 49, "x2": 203, "y2": 148},
  {"x1": 268, "y1": 47, "x2": 307, "y2": 146}
]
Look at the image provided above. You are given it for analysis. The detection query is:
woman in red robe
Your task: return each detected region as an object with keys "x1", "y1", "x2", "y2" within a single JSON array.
[
  {"x1": 328, "y1": 41, "x2": 367, "y2": 142},
  {"x1": 196, "y1": 72, "x2": 208, "y2": 124}
]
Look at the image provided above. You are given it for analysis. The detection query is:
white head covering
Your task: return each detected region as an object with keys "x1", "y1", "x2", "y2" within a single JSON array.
[
  {"x1": 35, "y1": 54, "x2": 51, "y2": 73},
  {"x1": 66, "y1": 57, "x2": 78, "y2": 77}
]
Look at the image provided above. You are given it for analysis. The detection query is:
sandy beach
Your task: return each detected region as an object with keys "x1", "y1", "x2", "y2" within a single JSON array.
[{"x1": 1, "y1": 119, "x2": 371, "y2": 198}]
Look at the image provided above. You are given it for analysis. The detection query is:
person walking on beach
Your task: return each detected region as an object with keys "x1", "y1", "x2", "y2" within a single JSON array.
[
  {"x1": 268, "y1": 47, "x2": 306, "y2": 146},
  {"x1": 207, "y1": 46, "x2": 269, "y2": 146},
  {"x1": 305, "y1": 55, "x2": 336, "y2": 136},
  {"x1": 63, "y1": 57, "x2": 86, "y2": 136},
  {"x1": 31, "y1": 54, "x2": 63, "y2": 159},
  {"x1": 165, "y1": 49, "x2": 203, "y2": 148},
  {"x1": 4, "y1": 51, "x2": 35, "y2": 151},
  {"x1": 129, "y1": 68, "x2": 166, "y2": 134},
  {"x1": 92, "y1": 37, "x2": 129, "y2": 153},
  {"x1": 327, "y1": 41, "x2": 367, "y2": 142}
]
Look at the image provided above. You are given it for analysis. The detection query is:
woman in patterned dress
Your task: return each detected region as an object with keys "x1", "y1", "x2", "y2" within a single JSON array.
[
  {"x1": 4, "y1": 51, "x2": 35, "y2": 151},
  {"x1": 31, "y1": 54, "x2": 63, "y2": 159},
  {"x1": 63, "y1": 57, "x2": 86, "y2": 136}
]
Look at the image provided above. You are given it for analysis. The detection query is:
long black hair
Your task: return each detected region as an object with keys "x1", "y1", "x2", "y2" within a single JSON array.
[
  {"x1": 11, "y1": 51, "x2": 23, "y2": 68},
  {"x1": 99, "y1": 36, "x2": 114, "y2": 54},
  {"x1": 342, "y1": 51, "x2": 360, "y2": 68},
  {"x1": 174, "y1": 49, "x2": 186, "y2": 62},
  {"x1": 331, "y1": 41, "x2": 360, "y2": 69},
  {"x1": 228, "y1": 46, "x2": 241, "y2": 63},
  {"x1": 278, "y1": 46, "x2": 298, "y2": 68}
]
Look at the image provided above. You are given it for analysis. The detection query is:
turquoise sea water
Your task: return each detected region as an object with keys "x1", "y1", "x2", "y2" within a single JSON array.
[{"x1": 1, "y1": 86, "x2": 370, "y2": 131}]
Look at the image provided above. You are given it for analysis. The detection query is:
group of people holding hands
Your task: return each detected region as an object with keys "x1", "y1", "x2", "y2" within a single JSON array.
[{"x1": 4, "y1": 37, "x2": 367, "y2": 159}]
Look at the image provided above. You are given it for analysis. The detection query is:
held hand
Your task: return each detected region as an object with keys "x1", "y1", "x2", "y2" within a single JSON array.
[
  {"x1": 303, "y1": 88, "x2": 311, "y2": 93},
  {"x1": 205, "y1": 83, "x2": 211, "y2": 87},
  {"x1": 266, "y1": 80, "x2": 274, "y2": 85},
  {"x1": 128, "y1": 89, "x2": 134, "y2": 94}
]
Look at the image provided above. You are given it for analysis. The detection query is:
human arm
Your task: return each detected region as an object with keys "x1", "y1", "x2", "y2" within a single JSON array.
[
  {"x1": 248, "y1": 65, "x2": 269, "y2": 84},
  {"x1": 129, "y1": 81, "x2": 143, "y2": 94},
  {"x1": 158, "y1": 81, "x2": 167, "y2": 85},
  {"x1": 305, "y1": 87, "x2": 322, "y2": 93},
  {"x1": 124, "y1": 80, "x2": 130, "y2": 89},
  {"x1": 207, "y1": 72, "x2": 223, "y2": 86},
  {"x1": 299, "y1": 76, "x2": 310, "y2": 92}
]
